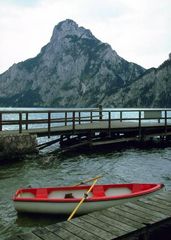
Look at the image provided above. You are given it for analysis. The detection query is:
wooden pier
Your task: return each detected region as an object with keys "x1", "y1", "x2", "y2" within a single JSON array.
[
  {"x1": 0, "y1": 107, "x2": 171, "y2": 151},
  {"x1": 10, "y1": 190, "x2": 171, "y2": 240}
]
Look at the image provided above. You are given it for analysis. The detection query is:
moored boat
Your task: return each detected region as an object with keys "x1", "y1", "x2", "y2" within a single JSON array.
[{"x1": 13, "y1": 183, "x2": 164, "y2": 215}]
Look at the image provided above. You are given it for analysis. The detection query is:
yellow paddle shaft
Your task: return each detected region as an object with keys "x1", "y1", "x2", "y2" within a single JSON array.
[
  {"x1": 67, "y1": 179, "x2": 98, "y2": 221},
  {"x1": 74, "y1": 175, "x2": 102, "y2": 186}
]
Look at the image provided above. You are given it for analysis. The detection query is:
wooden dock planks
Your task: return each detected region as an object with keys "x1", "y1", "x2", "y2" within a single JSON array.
[
  {"x1": 19, "y1": 121, "x2": 171, "y2": 136},
  {"x1": 2, "y1": 120, "x2": 171, "y2": 137},
  {"x1": 10, "y1": 191, "x2": 171, "y2": 240}
]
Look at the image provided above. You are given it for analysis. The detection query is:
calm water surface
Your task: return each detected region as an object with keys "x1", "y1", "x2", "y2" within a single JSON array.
[{"x1": 0, "y1": 147, "x2": 171, "y2": 239}]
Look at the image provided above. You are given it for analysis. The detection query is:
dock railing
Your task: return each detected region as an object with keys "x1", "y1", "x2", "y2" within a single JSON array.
[{"x1": 0, "y1": 108, "x2": 171, "y2": 137}]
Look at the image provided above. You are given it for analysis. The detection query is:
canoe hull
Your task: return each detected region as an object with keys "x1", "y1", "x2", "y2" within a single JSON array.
[
  {"x1": 13, "y1": 183, "x2": 164, "y2": 215},
  {"x1": 14, "y1": 198, "x2": 122, "y2": 215},
  {"x1": 13, "y1": 190, "x2": 160, "y2": 215}
]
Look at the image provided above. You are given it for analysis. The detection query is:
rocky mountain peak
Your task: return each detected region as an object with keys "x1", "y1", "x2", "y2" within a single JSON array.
[{"x1": 50, "y1": 19, "x2": 95, "y2": 43}]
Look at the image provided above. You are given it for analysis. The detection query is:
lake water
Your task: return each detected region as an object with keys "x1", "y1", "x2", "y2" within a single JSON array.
[
  {"x1": 0, "y1": 147, "x2": 171, "y2": 240},
  {"x1": 0, "y1": 109, "x2": 171, "y2": 239}
]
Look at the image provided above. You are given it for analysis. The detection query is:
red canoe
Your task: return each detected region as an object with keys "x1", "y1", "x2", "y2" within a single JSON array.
[{"x1": 13, "y1": 183, "x2": 164, "y2": 215}]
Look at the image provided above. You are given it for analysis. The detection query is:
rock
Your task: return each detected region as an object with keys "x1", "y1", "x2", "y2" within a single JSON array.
[
  {"x1": 0, "y1": 19, "x2": 145, "y2": 107},
  {"x1": 107, "y1": 59, "x2": 171, "y2": 107}
]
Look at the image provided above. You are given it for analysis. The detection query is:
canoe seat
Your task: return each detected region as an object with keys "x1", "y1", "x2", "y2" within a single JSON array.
[
  {"x1": 92, "y1": 186, "x2": 105, "y2": 197},
  {"x1": 36, "y1": 189, "x2": 48, "y2": 198}
]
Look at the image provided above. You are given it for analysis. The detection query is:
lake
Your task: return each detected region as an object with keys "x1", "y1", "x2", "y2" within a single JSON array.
[{"x1": 0, "y1": 146, "x2": 171, "y2": 240}]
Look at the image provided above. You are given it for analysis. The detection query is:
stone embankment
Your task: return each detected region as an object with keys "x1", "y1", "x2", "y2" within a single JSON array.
[{"x1": 0, "y1": 133, "x2": 37, "y2": 162}]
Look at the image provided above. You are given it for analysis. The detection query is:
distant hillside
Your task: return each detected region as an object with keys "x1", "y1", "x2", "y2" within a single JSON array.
[{"x1": 105, "y1": 59, "x2": 171, "y2": 107}]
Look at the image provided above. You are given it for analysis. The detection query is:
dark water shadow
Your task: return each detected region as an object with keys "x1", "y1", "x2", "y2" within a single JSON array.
[
  {"x1": 54, "y1": 140, "x2": 171, "y2": 159},
  {"x1": 15, "y1": 212, "x2": 67, "y2": 227}
]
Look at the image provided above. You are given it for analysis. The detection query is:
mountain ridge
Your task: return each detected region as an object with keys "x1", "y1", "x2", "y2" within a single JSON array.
[{"x1": 0, "y1": 19, "x2": 170, "y2": 107}]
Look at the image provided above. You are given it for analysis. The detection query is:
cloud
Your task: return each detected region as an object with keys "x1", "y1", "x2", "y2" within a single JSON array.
[
  {"x1": 0, "y1": 0, "x2": 170, "y2": 73},
  {"x1": 87, "y1": 0, "x2": 171, "y2": 67},
  {"x1": 2, "y1": 0, "x2": 41, "y2": 7}
]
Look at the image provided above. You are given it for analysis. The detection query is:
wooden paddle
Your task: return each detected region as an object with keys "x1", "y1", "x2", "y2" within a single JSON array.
[
  {"x1": 67, "y1": 178, "x2": 98, "y2": 221},
  {"x1": 73, "y1": 175, "x2": 103, "y2": 186}
]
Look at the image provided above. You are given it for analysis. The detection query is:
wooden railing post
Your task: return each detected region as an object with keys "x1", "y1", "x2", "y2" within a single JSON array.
[
  {"x1": 108, "y1": 111, "x2": 111, "y2": 137},
  {"x1": 0, "y1": 113, "x2": 2, "y2": 131},
  {"x1": 65, "y1": 112, "x2": 67, "y2": 126},
  {"x1": 165, "y1": 110, "x2": 167, "y2": 135},
  {"x1": 48, "y1": 111, "x2": 51, "y2": 138},
  {"x1": 73, "y1": 111, "x2": 75, "y2": 132},
  {"x1": 26, "y1": 112, "x2": 29, "y2": 130},
  {"x1": 79, "y1": 112, "x2": 81, "y2": 124},
  {"x1": 138, "y1": 111, "x2": 142, "y2": 139},
  {"x1": 19, "y1": 112, "x2": 22, "y2": 133},
  {"x1": 90, "y1": 111, "x2": 93, "y2": 123},
  {"x1": 99, "y1": 104, "x2": 103, "y2": 121},
  {"x1": 120, "y1": 111, "x2": 122, "y2": 122}
]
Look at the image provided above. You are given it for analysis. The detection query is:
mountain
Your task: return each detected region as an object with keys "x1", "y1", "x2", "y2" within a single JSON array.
[
  {"x1": 1, "y1": 19, "x2": 170, "y2": 108},
  {"x1": 0, "y1": 19, "x2": 145, "y2": 107},
  {"x1": 106, "y1": 58, "x2": 171, "y2": 107}
]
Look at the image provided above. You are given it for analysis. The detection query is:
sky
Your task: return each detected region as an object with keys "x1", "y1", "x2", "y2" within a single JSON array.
[{"x1": 0, "y1": 0, "x2": 170, "y2": 73}]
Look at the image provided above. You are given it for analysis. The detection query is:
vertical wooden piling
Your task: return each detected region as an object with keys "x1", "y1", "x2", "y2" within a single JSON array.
[
  {"x1": 120, "y1": 111, "x2": 122, "y2": 122},
  {"x1": 78, "y1": 112, "x2": 81, "y2": 124},
  {"x1": 48, "y1": 111, "x2": 51, "y2": 138},
  {"x1": 165, "y1": 110, "x2": 167, "y2": 135},
  {"x1": 108, "y1": 111, "x2": 111, "y2": 137},
  {"x1": 90, "y1": 111, "x2": 93, "y2": 123},
  {"x1": 19, "y1": 113, "x2": 22, "y2": 133},
  {"x1": 99, "y1": 105, "x2": 103, "y2": 120},
  {"x1": 26, "y1": 112, "x2": 29, "y2": 130},
  {"x1": 65, "y1": 112, "x2": 67, "y2": 126},
  {"x1": 72, "y1": 111, "x2": 75, "y2": 133},
  {"x1": 138, "y1": 110, "x2": 142, "y2": 139},
  {"x1": 0, "y1": 112, "x2": 2, "y2": 131}
]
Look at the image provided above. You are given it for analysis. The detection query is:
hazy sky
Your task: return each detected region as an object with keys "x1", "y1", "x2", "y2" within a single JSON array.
[{"x1": 0, "y1": 0, "x2": 170, "y2": 73}]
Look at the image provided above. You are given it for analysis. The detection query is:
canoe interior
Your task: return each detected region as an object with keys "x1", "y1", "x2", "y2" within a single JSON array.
[{"x1": 14, "y1": 183, "x2": 163, "y2": 201}]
